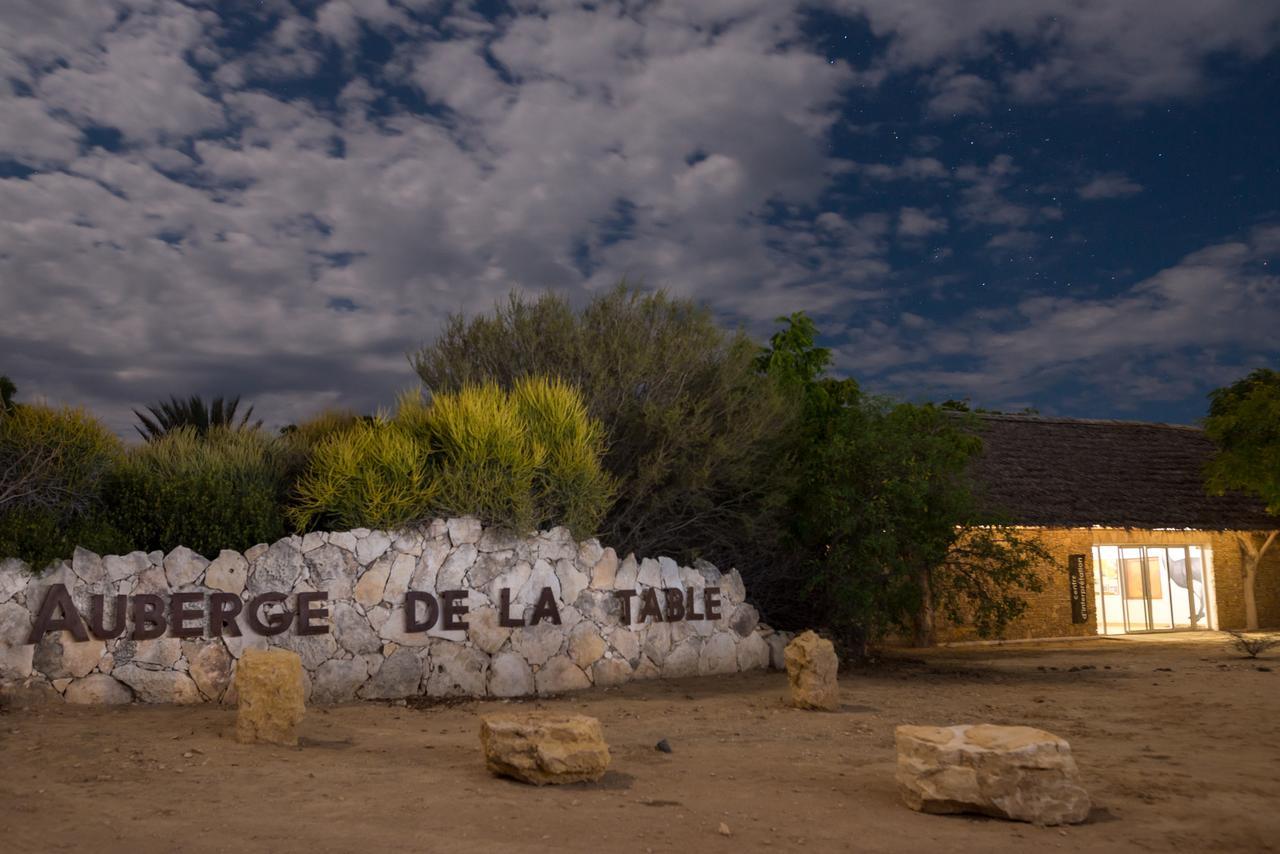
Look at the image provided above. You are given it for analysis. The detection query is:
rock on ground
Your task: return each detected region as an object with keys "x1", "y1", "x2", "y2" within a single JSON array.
[
  {"x1": 895, "y1": 724, "x2": 1092, "y2": 826},
  {"x1": 235, "y1": 648, "x2": 306, "y2": 746},
  {"x1": 479, "y1": 712, "x2": 610, "y2": 785},
  {"x1": 784, "y1": 630, "x2": 839, "y2": 711}
]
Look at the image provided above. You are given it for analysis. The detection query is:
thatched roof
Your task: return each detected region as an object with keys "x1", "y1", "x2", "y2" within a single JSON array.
[{"x1": 968, "y1": 414, "x2": 1276, "y2": 531}]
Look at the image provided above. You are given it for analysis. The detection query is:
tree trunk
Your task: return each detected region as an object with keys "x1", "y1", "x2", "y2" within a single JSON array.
[
  {"x1": 913, "y1": 568, "x2": 936, "y2": 647},
  {"x1": 1236, "y1": 531, "x2": 1278, "y2": 631}
]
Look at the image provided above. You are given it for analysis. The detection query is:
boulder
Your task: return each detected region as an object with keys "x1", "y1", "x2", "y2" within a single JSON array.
[
  {"x1": 784, "y1": 630, "x2": 839, "y2": 711},
  {"x1": 480, "y1": 712, "x2": 610, "y2": 785},
  {"x1": 163, "y1": 546, "x2": 209, "y2": 588},
  {"x1": 235, "y1": 648, "x2": 306, "y2": 746},
  {"x1": 895, "y1": 724, "x2": 1092, "y2": 826},
  {"x1": 113, "y1": 664, "x2": 202, "y2": 704},
  {"x1": 488, "y1": 652, "x2": 535, "y2": 698},
  {"x1": 204, "y1": 551, "x2": 248, "y2": 595},
  {"x1": 534, "y1": 656, "x2": 591, "y2": 695},
  {"x1": 589, "y1": 548, "x2": 618, "y2": 590},
  {"x1": 447, "y1": 517, "x2": 483, "y2": 546},
  {"x1": 188, "y1": 642, "x2": 234, "y2": 701}
]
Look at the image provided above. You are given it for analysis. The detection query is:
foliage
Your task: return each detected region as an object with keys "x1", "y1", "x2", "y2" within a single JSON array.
[
  {"x1": 134, "y1": 394, "x2": 262, "y2": 442},
  {"x1": 106, "y1": 427, "x2": 290, "y2": 555},
  {"x1": 289, "y1": 378, "x2": 613, "y2": 537},
  {"x1": 0, "y1": 403, "x2": 127, "y2": 568},
  {"x1": 757, "y1": 313, "x2": 1048, "y2": 658},
  {"x1": 1204, "y1": 368, "x2": 1280, "y2": 515},
  {"x1": 0, "y1": 375, "x2": 15, "y2": 413},
  {"x1": 411, "y1": 284, "x2": 794, "y2": 569},
  {"x1": 288, "y1": 414, "x2": 437, "y2": 532},
  {"x1": 1225, "y1": 630, "x2": 1280, "y2": 659}
]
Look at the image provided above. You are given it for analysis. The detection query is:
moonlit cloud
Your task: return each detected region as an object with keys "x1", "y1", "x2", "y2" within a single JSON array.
[{"x1": 0, "y1": 0, "x2": 1277, "y2": 434}]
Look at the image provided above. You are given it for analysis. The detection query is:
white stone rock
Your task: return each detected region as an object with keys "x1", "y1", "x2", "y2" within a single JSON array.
[
  {"x1": 244, "y1": 543, "x2": 269, "y2": 563},
  {"x1": 516, "y1": 559, "x2": 561, "y2": 608},
  {"x1": 555, "y1": 558, "x2": 590, "y2": 604},
  {"x1": 895, "y1": 724, "x2": 1092, "y2": 826},
  {"x1": 332, "y1": 602, "x2": 382, "y2": 655},
  {"x1": 246, "y1": 540, "x2": 302, "y2": 596},
  {"x1": 729, "y1": 603, "x2": 760, "y2": 638},
  {"x1": 102, "y1": 551, "x2": 150, "y2": 585},
  {"x1": 467, "y1": 606, "x2": 514, "y2": 654},
  {"x1": 765, "y1": 632, "x2": 789, "y2": 670},
  {"x1": 353, "y1": 556, "x2": 392, "y2": 607},
  {"x1": 300, "y1": 531, "x2": 328, "y2": 552},
  {"x1": 64, "y1": 674, "x2": 132, "y2": 705},
  {"x1": 0, "y1": 558, "x2": 29, "y2": 603},
  {"x1": 376, "y1": 605, "x2": 434, "y2": 648},
  {"x1": 273, "y1": 629, "x2": 339, "y2": 671},
  {"x1": 204, "y1": 550, "x2": 248, "y2": 595},
  {"x1": 721, "y1": 569, "x2": 746, "y2": 604},
  {"x1": 328, "y1": 531, "x2": 359, "y2": 553},
  {"x1": 486, "y1": 560, "x2": 532, "y2": 605},
  {"x1": 391, "y1": 529, "x2": 425, "y2": 556},
  {"x1": 736, "y1": 632, "x2": 770, "y2": 671},
  {"x1": 698, "y1": 633, "x2": 738, "y2": 676},
  {"x1": 614, "y1": 554, "x2": 638, "y2": 589},
  {"x1": 304, "y1": 544, "x2": 357, "y2": 601},
  {"x1": 356, "y1": 530, "x2": 392, "y2": 564},
  {"x1": 311, "y1": 657, "x2": 370, "y2": 704},
  {"x1": 642, "y1": 622, "x2": 672, "y2": 665},
  {"x1": 591, "y1": 658, "x2": 632, "y2": 687},
  {"x1": 0, "y1": 601, "x2": 35, "y2": 678},
  {"x1": 359, "y1": 647, "x2": 423, "y2": 699},
  {"x1": 637, "y1": 558, "x2": 662, "y2": 588},
  {"x1": 607, "y1": 626, "x2": 642, "y2": 665},
  {"x1": 425, "y1": 641, "x2": 489, "y2": 697},
  {"x1": 534, "y1": 655, "x2": 591, "y2": 695},
  {"x1": 511, "y1": 621, "x2": 564, "y2": 667},
  {"x1": 33, "y1": 633, "x2": 104, "y2": 679},
  {"x1": 488, "y1": 652, "x2": 535, "y2": 698},
  {"x1": 536, "y1": 527, "x2": 578, "y2": 562},
  {"x1": 437, "y1": 544, "x2": 477, "y2": 590},
  {"x1": 589, "y1": 548, "x2": 618, "y2": 590},
  {"x1": 633, "y1": 656, "x2": 661, "y2": 681},
  {"x1": 71, "y1": 548, "x2": 106, "y2": 586},
  {"x1": 188, "y1": 642, "x2": 234, "y2": 701},
  {"x1": 447, "y1": 517, "x2": 483, "y2": 546},
  {"x1": 126, "y1": 636, "x2": 183, "y2": 670},
  {"x1": 412, "y1": 537, "x2": 450, "y2": 590},
  {"x1": 568, "y1": 622, "x2": 607, "y2": 669},
  {"x1": 478, "y1": 526, "x2": 518, "y2": 553},
  {"x1": 662, "y1": 639, "x2": 701, "y2": 679},
  {"x1": 163, "y1": 546, "x2": 209, "y2": 588},
  {"x1": 383, "y1": 553, "x2": 416, "y2": 602},
  {"x1": 658, "y1": 557, "x2": 683, "y2": 589}
]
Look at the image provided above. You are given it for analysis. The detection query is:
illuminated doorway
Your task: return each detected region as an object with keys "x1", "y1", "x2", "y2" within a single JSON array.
[{"x1": 1092, "y1": 545, "x2": 1212, "y2": 635}]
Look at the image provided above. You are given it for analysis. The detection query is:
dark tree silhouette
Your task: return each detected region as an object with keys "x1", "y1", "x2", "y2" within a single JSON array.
[{"x1": 134, "y1": 394, "x2": 261, "y2": 441}]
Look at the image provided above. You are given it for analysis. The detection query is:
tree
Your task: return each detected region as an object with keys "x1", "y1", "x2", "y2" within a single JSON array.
[
  {"x1": 411, "y1": 284, "x2": 796, "y2": 573},
  {"x1": 134, "y1": 394, "x2": 261, "y2": 442},
  {"x1": 1204, "y1": 368, "x2": 1280, "y2": 630},
  {"x1": 757, "y1": 314, "x2": 1048, "y2": 657}
]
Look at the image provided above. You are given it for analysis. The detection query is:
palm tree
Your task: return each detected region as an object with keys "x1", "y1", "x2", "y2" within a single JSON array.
[{"x1": 134, "y1": 394, "x2": 262, "y2": 441}]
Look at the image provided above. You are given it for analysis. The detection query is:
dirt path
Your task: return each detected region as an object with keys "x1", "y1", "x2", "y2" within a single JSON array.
[{"x1": 2, "y1": 635, "x2": 1277, "y2": 853}]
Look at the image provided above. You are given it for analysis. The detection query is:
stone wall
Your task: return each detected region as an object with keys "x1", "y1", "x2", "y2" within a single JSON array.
[
  {"x1": 934, "y1": 527, "x2": 1280, "y2": 643},
  {"x1": 0, "y1": 519, "x2": 782, "y2": 706}
]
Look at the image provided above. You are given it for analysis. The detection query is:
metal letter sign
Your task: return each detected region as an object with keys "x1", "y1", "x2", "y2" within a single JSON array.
[{"x1": 1068, "y1": 554, "x2": 1089, "y2": 624}]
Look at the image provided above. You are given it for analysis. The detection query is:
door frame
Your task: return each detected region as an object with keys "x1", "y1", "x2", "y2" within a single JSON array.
[{"x1": 1092, "y1": 543, "x2": 1216, "y2": 635}]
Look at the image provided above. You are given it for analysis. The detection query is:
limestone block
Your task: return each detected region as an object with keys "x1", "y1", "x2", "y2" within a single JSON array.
[
  {"x1": 568, "y1": 622, "x2": 607, "y2": 669},
  {"x1": 164, "y1": 546, "x2": 209, "y2": 588},
  {"x1": 511, "y1": 621, "x2": 564, "y2": 667},
  {"x1": 480, "y1": 713, "x2": 610, "y2": 785},
  {"x1": 359, "y1": 647, "x2": 423, "y2": 699},
  {"x1": 0, "y1": 558, "x2": 29, "y2": 603},
  {"x1": 355, "y1": 530, "x2": 392, "y2": 564},
  {"x1": 114, "y1": 664, "x2": 202, "y2": 704},
  {"x1": 729, "y1": 603, "x2": 759, "y2": 638},
  {"x1": 737, "y1": 631, "x2": 770, "y2": 671},
  {"x1": 0, "y1": 602, "x2": 35, "y2": 679},
  {"x1": 698, "y1": 632, "x2": 737, "y2": 676},
  {"x1": 304, "y1": 544, "x2": 357, "y2": 601},
  {"x1": 353, "y1": 556, "x2": 392, "y2": 607},
  {"x1": 311, "y1": 657, "x2": 370, "y2": 704},
  {"x1": 589, "y1": 547, "x2": 618, "y2": 590},
  {"x1": 555, "y1": 558, "x2": 590, "y2": 604},
  {"x1": 614, "y1": 554, "x2": 638, "y2": 588},
  {"x1": 895, "y1": 724, "x2": 1092, "y2": 826},
  {"x1": 467, "y1": 605, "x2": 513, "y2": 655},
  {"x1": 188, "y1": 642, "x2": 234, "y2": 701},
  {"x1": 591, "y1": 657, "x2": 633, "y2": 687},
  {"x1": 425, "y1": 641, "x2": 489, "y2": 698},
  {"x1": 785, "y1": 630, "x2": 839, "y2": 711},
  {"x1": 235, "y1": 648, "x2": 306, "y2": 745},
  {"x1": 246, "y1": 540, "x2": 302, "y2": 597},
  {"x1": 448, "y1": 516, "x2": 483, "y2": 546}
]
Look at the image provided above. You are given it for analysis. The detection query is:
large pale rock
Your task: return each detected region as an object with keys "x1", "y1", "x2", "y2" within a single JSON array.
[
  {"x1": 488, "y1": 652, "x2": 535, "y2": 698},
  {"x1": 34, "y1": 632, "x2": 104, "y2": 679},
  {"x1": 304, "y1": 545, "x2": 357, "y2": 601},
  {"x1": 64, "y1": 674, "x2": 133, "y2": 705},
  {"x1": 614, "y1": 554, "x2": 638, "y2": 588},
  {"x1": 589, "y1": 548, "x2": 618, "y2": 590},
  {"x1": 71, "y1": 547, "x2": 107, "y2": 586},
  {"x1": 332, "y1": 602, "x2": 382, "y2": 655},
  {"x1": 591, "y1": 657, "x2": 633, "y2": 687},
  {"x1": 554, "y1": 558, "x2": 590, "y2": 604},
  {"x1": 698, "y1": 633, "x2": 738, "y2": 676},
  {"x1": 534, "y1": 656, "x2": 591, "y2": 695},
  {"x1": 382, "y1": 553, "x2": 416, "y2": 602},
  {"x1": 448, "y1": 517, "x2": 484, "y2": 546},
  {"x1": 204, "y1": 551, "x2": 248, "y2": 595},
  {"x1": 353, "y1": 557, "x2": 391, "y2": 607},
  {"x1": 355, "y1": 530, "x2": 392, "y2": 564},
  {"x1": 0, "y1": 558, "x2": 29, "y2": 603},
  {"x1": 737, "y1": 631, "x2": 771, "y2": 671},
  {"x1": 437, "y1": 544, "x2": 478, "y2": 591},
  {"x1": 785, "y1": 631, "x2": 839, "y2": 711},
  {"x1": 480, "y1": 713, "x2": 610, "y2": 785},
  {"x1": 511, "y1": 621, "x2": 564, "y2": 667},
  {"x1": 235, "y1": 648, "x2": 306, "y2": 745},
  {"x1": 246, "y1": 540, "x2": 303, "y2": 597},
  {"x1": 729, "y1": 604, "x2": 759, "y2": 638},
  {"x1": 568, "y1": 622, "x2": 607, "y2": 669},
  {"x1": 895, "y1": 725, "x2": 1092, "y2": 826},
  {"x1": 164, "y1": 546, "x2": 209, "y2": 588},
  {"x1": 467, "y1": 605, "x2": 513, "y2": 654},
  {"x1": 311, "y1": 658, "x2": 370, "y2": 704},
  {"x1": 661, "y1": 639, "x2": 701, "y2": 678}
]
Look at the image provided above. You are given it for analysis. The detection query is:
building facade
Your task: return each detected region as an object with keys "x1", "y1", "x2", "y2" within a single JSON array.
[{"x1": 936, "y1": 416, "x2": 1280, "y2": 644}]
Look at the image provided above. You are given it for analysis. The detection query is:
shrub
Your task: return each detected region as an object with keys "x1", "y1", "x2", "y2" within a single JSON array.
[
  {"x1": 134, "y1": 394, "x2": 261, "y2": 442},
  {"x1": 288, "y1": 379, "x2": 613, "y2": 537},
  {"x1": 289, "y1": 416, "x2": 437, "y2": 532},
  {"x1": 0, "y1": 403, "x2": 125, "y2": 568},
  {"x1": 106, "y1": 427, "x2": 289, "y2": 555},
  {"x1": 411, "y1": 285, "x2": 794, "y2": 567}
]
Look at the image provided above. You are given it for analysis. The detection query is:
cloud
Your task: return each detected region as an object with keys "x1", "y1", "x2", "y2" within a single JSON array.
[
  {"x1": 1078, "y1": 172, "x2": 1144, "y2": 200},
  {"x1": 897, "y1": 207, "x2": 948, "y2": 238}
]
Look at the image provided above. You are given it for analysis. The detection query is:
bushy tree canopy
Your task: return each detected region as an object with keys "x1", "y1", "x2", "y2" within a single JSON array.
[
  {"x1": 1204, "y1": 368, "x2": 1280, "y2": 514},
  {"x1": 412, "y1": 285, "x2": 796, "y2": 571}
]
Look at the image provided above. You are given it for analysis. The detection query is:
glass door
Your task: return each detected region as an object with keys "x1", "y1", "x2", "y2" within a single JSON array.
[
  {"x1": 1093, "y1": 544, "x2": 1204, "y2": 634},
  {"x1": 1120, "y1": 546, "x2": 1151, "y2": 631}
]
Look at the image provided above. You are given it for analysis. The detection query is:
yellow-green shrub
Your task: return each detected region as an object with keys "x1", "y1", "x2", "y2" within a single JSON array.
[
  {"x1": 289, "y1": 417, "x2": 437, "y2": 532},
  {"x1": 0, "y1": 403, "x2": 127, "y2": 568},
  {"x1": 106, "y1": 426, "x2": 290, "y2": 555}
]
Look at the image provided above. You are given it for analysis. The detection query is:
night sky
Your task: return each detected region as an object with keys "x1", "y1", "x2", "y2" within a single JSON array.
[{"x1": 2, "y1": 1, "x2": 1277, "y2": 435}]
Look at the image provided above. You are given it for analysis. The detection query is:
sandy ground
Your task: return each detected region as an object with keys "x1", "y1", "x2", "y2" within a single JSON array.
[{"x1": 2, "y1": 633, "x2": 1278, "y2": 854}]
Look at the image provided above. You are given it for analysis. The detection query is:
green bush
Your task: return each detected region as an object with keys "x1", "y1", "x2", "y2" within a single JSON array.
[
  {"x1": 106, "y1": 426, "x2": 290, "y2": 555},
  {"x1": 0, "y1": 403, "x2": 125, "y2": 569},
  {"x1": 411, "y1": 285, "x2": 794, "y2": 568},
  {"x1": 289, "y1": 415, "x2": 437, "y2": 532},
  {"x1": 288, "y1": 378, "x2": 613, "y2": 537}
]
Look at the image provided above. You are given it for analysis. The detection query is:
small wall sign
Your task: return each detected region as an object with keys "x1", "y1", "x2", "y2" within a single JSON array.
[{"x1": 1068, "y1": 554, "x2": 1089, "y2": 624}]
